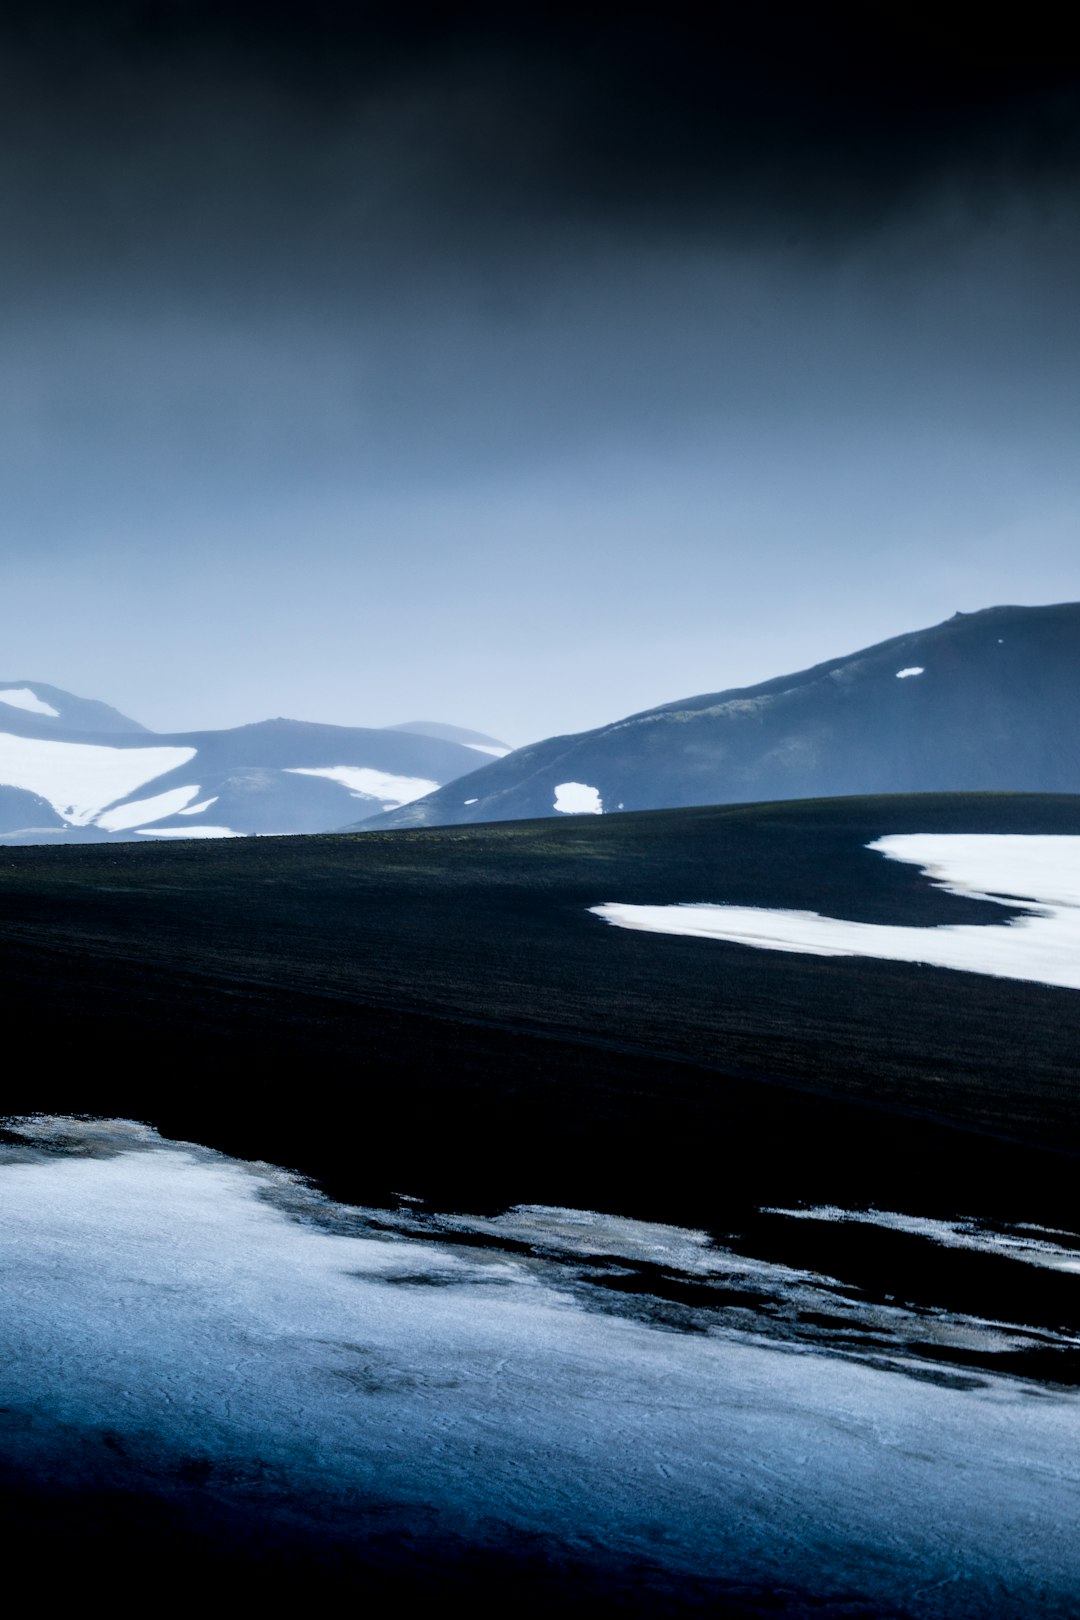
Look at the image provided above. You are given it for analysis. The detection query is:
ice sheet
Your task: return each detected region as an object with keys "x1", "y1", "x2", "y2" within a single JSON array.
[{"x1": 1, "y1": 1119, "x2": 1078, "y2": 1617}]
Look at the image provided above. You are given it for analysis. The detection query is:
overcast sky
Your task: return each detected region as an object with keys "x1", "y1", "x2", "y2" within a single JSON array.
[{"x1": 2, "y1": 4, "x2": 1078, "y2": 742}]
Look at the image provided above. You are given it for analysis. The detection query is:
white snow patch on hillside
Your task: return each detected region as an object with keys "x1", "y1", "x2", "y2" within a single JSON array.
[
  {"x1": 0, "y1": 733, "x2": 196, "y2": 826},
  {"x1": 0, "y1": 686, "x2": 60, "y2": 717},
  {"x1": 136, "y1": 825, "x2": 242, "y2": 839},
  {"x1": 285, "y1": 766, "x2": 438, "y2": 807},
  {"x1": 178, "y1": 796, "x2": 218, "y2": 815},
  {"x1": 590, "y1": 834, "x2": 1080, "y2": 991},
  {"x1": 895, "y1": 667, "x2": 924, "y2": 678},
  {"x1": 466, "y1": 743, "x2": 510, "y2": 757},
  {"x1": 2, "y1": 1122, "x2": 1079, "y2": 1616},
  {"x1": 554, "y1": 782, "x2": 603, "y2": 815},
  {"x1": 96, "y1": 784, "x2": 201, "y2": 830},
  {"x1": 465, "y1": 797, "x2": 479, "y2": 804}
]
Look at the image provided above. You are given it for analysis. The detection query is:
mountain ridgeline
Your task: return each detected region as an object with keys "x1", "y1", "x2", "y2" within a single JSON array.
[
  {"x1": 355, "y1": 604, "x2": 1080, "y2": 830},
  {"x1": 0, "y1": 693, "x2": 508, "y2": 844}
]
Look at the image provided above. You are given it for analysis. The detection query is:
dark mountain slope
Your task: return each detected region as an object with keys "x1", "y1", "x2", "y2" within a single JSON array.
[{"x1": 356, "y1": 603, "x2": 1080, "y2": 829}]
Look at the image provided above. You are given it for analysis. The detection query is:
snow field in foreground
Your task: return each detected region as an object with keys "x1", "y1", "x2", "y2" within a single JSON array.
[
  {"x1": 1, "y1": 1122, "x2": 1078, "y2": 1617},
  {"x1": 591, "y1": 834, "x2": 1080, "y2": 990}
]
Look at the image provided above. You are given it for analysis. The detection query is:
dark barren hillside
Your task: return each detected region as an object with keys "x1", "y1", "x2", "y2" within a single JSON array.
[
  {"x1": 5, "y1": 791, "x2": 1079, "y2": 1228},
  {"x1": 360, "y1": 604, "x2": 1080, "y2": 830}
]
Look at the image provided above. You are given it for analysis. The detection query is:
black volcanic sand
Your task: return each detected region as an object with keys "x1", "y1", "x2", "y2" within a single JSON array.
[{"x1": 2, "y1": 791, "x2": 1077, "y2": 1235}]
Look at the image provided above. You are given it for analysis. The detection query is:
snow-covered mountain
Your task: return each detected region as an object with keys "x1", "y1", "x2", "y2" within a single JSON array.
[
  {"x1": 354, "y1": 603, "x2": 1080, "y2": 830},
  {"x1": 0, "y1": 688, "x2": 508, "y2": 843}
]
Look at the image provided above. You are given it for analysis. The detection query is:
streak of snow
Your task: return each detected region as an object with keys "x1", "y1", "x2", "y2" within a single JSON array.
[
  {"x1": 465, "y1": 797, "x2": 479, "y2": 804},
  {"x1": 178, "y1": 796, "x2": 218, "y2": 815},
  {"x1": 554, "y1": 782, "x2": 602, "y2": 815},
  {"x1": 285, "y1": 765, "x2": 439, "y2": 807},
  {"x1": 590, "y1": 835, "x2": 1080, "y2": 991},
  {"x1": 136, "y1": 825, "x2": 242, "y2": 839},
  {"x1": 896, "y1": 667, "x2": 925, "y2": 678},
  {"x1": 0, "y1": 686, "x2": 60, "y2": 717},
  {"x1": 96, "y1": 784, "x2": 201, "y2": 831},
  {"x1": 762, "y1": 1206, "x2": 1080, "y2": 1275},
  {"x1": 0, "y1": 733, "x2": 196, "y2": 826}
]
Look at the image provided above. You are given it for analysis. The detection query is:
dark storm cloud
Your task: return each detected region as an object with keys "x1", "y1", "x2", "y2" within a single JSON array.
[
  {"x1": 2, "y1": 6, "x2": 1078, "y2": 740},
  {"x1": 2, "y1": 2, "x2": 1079, "y2": 310}
]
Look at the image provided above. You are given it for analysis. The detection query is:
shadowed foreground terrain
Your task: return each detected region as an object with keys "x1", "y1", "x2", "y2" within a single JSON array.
[
  {"x1": 3, "y1": 791, "x2": 1079, "y2": 1225},
  {"x1": 3, "y1": 794, "x2": 1079, "y2": 1614}
]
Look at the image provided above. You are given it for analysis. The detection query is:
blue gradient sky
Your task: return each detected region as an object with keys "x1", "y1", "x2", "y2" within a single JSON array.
[{"x1": 2, "y1": 6, "x2": 1077, "y2": 742}]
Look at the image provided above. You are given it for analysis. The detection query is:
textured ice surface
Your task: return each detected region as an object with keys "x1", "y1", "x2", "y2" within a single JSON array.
[
  {"x1": 286, "y1": 765, "x2": 439, "y2": 807},
  {"x1": 591, "y1": 834, "x2": 1080, "y2": 990},
  {"x1": 2, "y1": 1119, "x2": 1078, "y2": 1617},
  {"x1": 896, "y1": 666, "x2": 925, "y2": 678},
  {"x1": 0, "y1": 733, "x2": 196, "y2": 825},
  {"x1": 0, "y1": 686, "x2": 60, "y2": 716},
  {"x1": 554, "y1": 782, "x2": 603, "y2": 814},
  {"x1": 96, "y1": 783, "x2": 201, "y2": 830}
]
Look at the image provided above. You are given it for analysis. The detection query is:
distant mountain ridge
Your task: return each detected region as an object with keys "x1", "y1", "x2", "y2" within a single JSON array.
[
  {"x1": 354, "y1": 603, "x2": 1080, "y2": 831},
  {"x1": 0, "y1": 687, "x2": 507, "y2": 843},
  {"x1": 0, "y1": 682, "x2": 148, "y2": 735}
]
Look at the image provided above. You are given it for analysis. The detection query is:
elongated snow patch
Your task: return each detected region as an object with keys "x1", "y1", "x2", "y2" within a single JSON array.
[
  {"x1": 136, "y1": 825, "x2": 242, "y2": 839},
  {"x1": 554, "y1": 782, "x2": 602, "y2": 815},
  {"x1": 896, "y1": 667, "x2": 924, "y2": 678},
  {"x1": 96, "y1": 783, "x2": 202, "y2": 830},
  {"x1": 285, "y1": 765, "x2": 438, "y2": 807},
  {"x1": 0, "y1": 686, "x2": 60, "y2": 717},
  {"x1": 590, "y1": 834, "x2": 1080, "y2": 991},
  {"x1": 178, "y1": 795, "x2": 218, "y2": 815},
  {"x1": 0, "y1": 732, "x2": 196, "y2": 826}
]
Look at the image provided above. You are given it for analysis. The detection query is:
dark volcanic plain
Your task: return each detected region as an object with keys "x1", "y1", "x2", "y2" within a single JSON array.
[{"x1": 4, "y1": 791, "x2": 1078, "y2": 1228}]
